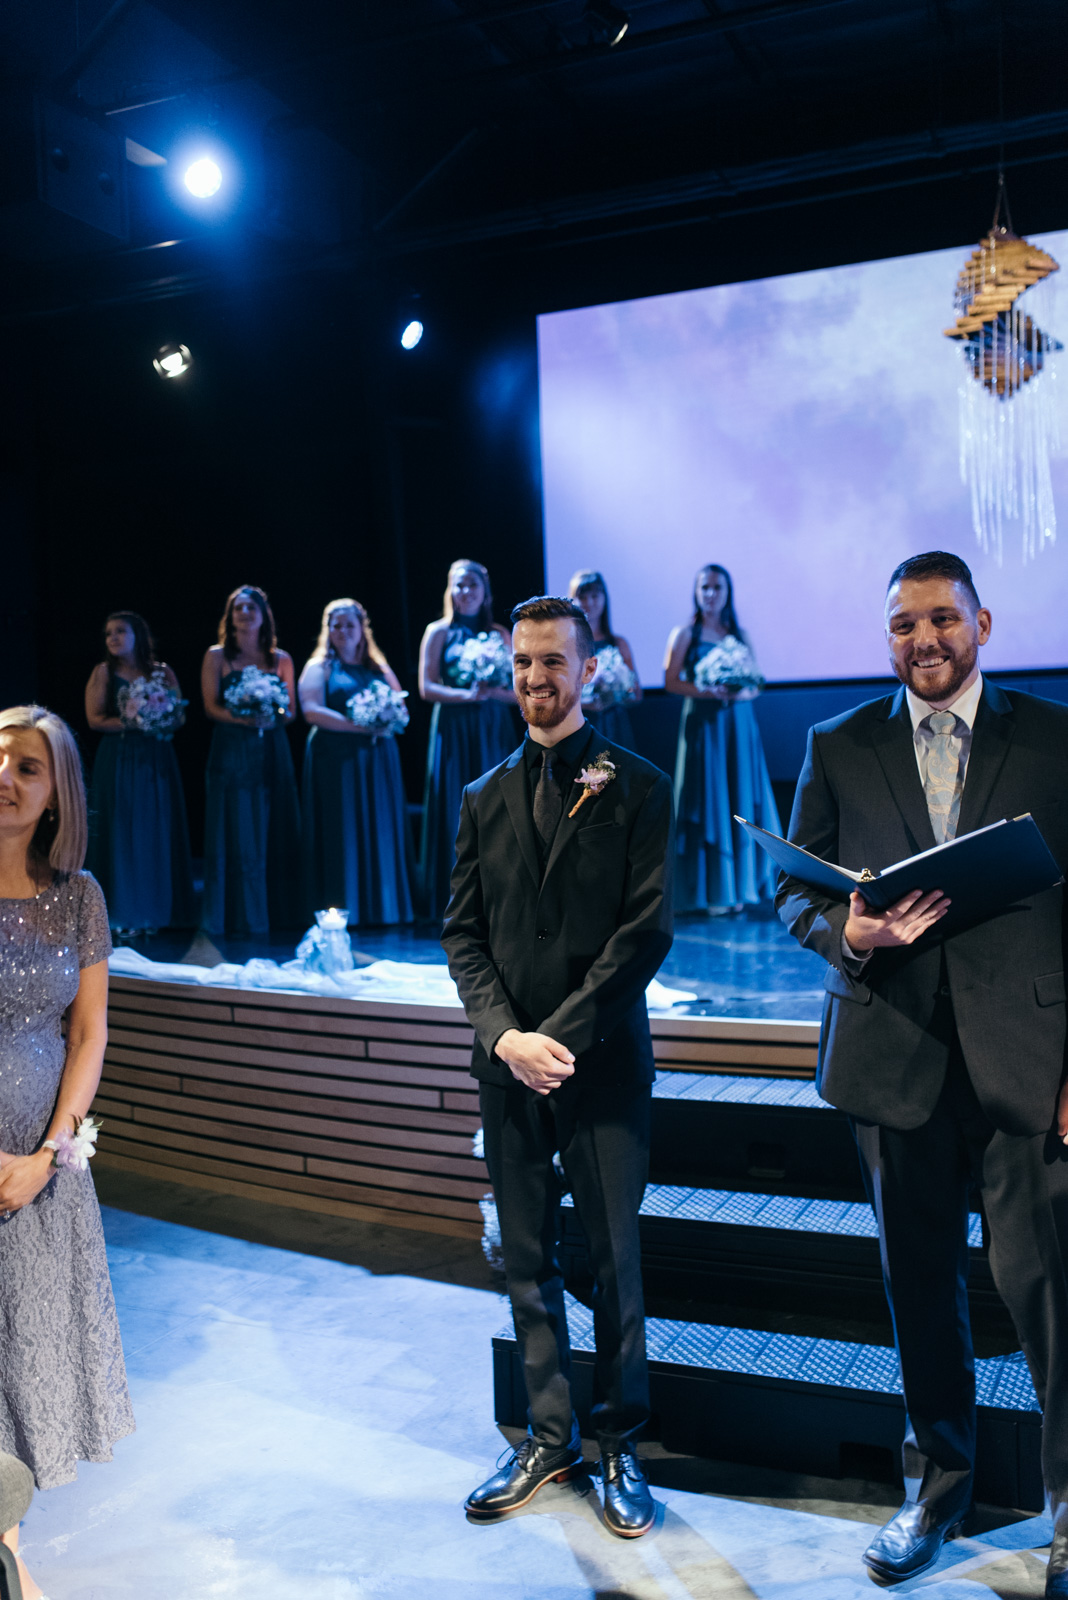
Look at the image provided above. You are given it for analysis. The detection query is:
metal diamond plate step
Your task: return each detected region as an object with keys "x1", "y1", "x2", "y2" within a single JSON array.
[
  {"x1": 491, "y1": 1294, "x2": 1041, "y2": 1511},
  {"x1": 653, "y1": 1071, "x2": 831, "y2": 1107},
  {"x1": 563, "y1": 1183, "x2": 984, "y2": 1245},
  {"x1": 649, "y1": 1070, "x2": 863, "y2": 1196},
  {"x1": 557, "y1": 1183, "x2": 1002, "y2": 1323}
]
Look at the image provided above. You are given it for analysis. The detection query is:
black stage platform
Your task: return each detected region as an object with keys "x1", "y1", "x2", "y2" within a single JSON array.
[{"x1": 110, "y1": 909, "x2": 1034, "y2": 1509}]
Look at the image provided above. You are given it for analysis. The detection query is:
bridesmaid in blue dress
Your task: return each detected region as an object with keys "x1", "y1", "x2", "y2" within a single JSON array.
[
  {"x1": 84, "y1": 611, "x2": 195, "y2": 934},
  {"x1": 200, "y1": 585, "x2": 301, "y2": 936},
  {"x1": 298, "y1": 598, "x2": 414, "y2": 926},
  {"x1": 665, "y1": 564, "x2": 781, "y2": 913},
  {"x1": 418, "y1": 560, "x2": 515, "y2": 921},
  {"x1": 568, "y1": 569, "x2": 642, "y2": 749}
]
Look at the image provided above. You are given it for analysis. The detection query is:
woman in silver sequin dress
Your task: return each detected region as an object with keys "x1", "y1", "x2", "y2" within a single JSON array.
[{"x1": 0, "y1": 706, "x2": 134, "y2": 1600}]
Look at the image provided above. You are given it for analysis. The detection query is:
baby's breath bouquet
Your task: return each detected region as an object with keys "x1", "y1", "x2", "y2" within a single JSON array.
[
  {"x1": 582, "y1": 645, "x2": 639, "y2": 711},
  {"x1": 345, "y1": 679, "x2": 410, "y2": 736},
  {"x1": 224, "y1": 665, "x2": 290, "y2": 729},
  {"x1": 452, "y1": 631, "x2": 512, "y2": 690},
  {"x1": 692, "y1": 637, "x2": 765, "y2": 694},
  {"x1": 118, "y1": 670, "x2": 187, "y2": 740}
]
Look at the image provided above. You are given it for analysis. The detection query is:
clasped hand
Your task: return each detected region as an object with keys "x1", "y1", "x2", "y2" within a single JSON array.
[
  {"x1": 496, "y1": 1029, "x2": 575, "y2": 1095},
  {"x1": 843, "y1": 887, "x2": 950, "y2": 953},
  {"x1": 0, "y1": 1149, "x2": 54, "y2": 1214}
]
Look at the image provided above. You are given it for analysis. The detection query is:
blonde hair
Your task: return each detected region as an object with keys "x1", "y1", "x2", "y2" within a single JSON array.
[
  {"x1": 308, "y1": 598, "x2": 390, "y2": 673},
  {"x1": 0, "y1": 706, "x2": 88, "y2": 876}
]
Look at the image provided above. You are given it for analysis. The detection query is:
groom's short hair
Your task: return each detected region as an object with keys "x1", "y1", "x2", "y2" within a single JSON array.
[{"x1": 510, "y1": 595, "x2": 596, "y2": 662}]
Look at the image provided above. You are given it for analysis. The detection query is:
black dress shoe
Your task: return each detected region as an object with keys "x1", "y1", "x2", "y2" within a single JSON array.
[
  {"x1": 1046, "y1": 1531, "x2": 1068, "y2": 1596},
  {"x1": 599, "y1": 1447, "x2": 655, "y2": 1538},
  {"x1": 863, "y1": 1499, "x2": 971, "y2": 1583},
  {"x1": 465, "y1": 1437, "x2": 586, "y2": 1520}
]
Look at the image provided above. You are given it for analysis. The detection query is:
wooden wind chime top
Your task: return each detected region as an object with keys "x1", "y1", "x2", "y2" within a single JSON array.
[{"x1": 944, "y1": 226, "x2": 1061, "y2": 397}]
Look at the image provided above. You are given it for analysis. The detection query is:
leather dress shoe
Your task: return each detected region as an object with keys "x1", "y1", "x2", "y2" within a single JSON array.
[
  {"x1": 465, "y1": 1437, "x2": 586, "y2": 1520},
  {"x1": 863, "y1": 1499, "x2": 972, "y2": 1583},
  {"x1": 1046, "y1": 1531, "x2": 1068, "y2": 1596},
  {"x1": 599, "y1": 1447, "x2": 655, "y2": 1538}
]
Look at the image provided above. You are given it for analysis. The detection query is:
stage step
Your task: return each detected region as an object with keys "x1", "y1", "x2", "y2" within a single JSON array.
[
  {"x1": 492, "y1": 1295, "x2": 1041, "y2": 1512},
  {"x1": 651, "y1": 1071, "x2": 864, "y2": 1198},
  {"x1": 557, "y1": 1185, "x2": 1006, "y2": 1323}
]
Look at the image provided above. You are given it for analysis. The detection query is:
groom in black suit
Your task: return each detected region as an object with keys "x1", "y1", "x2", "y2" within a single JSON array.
[
  {"x1": 777, "y1": 551, "x2": 1068, "y2": 1592},
  {"x1": 442, "y1": 594, "x2": 673, "y2": 1537}
]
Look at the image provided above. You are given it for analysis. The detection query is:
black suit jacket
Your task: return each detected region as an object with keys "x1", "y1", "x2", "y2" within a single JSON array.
[
  {"x1": 776, "y1": 682, "x2": 1068, "y2": 1136},
  {"x1": 442, "y1": 724, "x2": 675, "y2": 1088}
]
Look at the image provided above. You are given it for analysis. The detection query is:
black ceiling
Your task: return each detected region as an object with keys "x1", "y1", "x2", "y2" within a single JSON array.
[{"x1": 2, "y1": 0, "x2": 1066, "y2": 319}]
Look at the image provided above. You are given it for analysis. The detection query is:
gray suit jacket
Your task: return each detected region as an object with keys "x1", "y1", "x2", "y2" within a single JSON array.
[
  {"x1": 776, "y1": 682, "x2": 1068, "y2": 1135},
  {"x1": 442, "y1": 724, "x2": 675, "y2": 1089}
]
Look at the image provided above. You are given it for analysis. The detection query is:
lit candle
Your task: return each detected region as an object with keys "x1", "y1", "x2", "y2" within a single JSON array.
[{"x1": 315, "y1": 907, "x2": 349, "y2": 931}]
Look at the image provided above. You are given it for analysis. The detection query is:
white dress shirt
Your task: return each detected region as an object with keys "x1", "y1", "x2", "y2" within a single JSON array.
[
  {"x1": 842, "y1": 671, "x2": 984, "y2": 968},
  {"x1": 905, "y1": 670, "x2": 984, "y2": 789}
]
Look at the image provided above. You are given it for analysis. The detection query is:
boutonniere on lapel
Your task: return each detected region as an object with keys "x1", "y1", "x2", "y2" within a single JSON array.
[{"x1": 569, "y1": 751, "x2": 617, "y2": 818}]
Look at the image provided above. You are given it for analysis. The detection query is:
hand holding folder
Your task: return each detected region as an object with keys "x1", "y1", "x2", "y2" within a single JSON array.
[{"x1": 737, "y1": 813, "x2": 1063, "y2": 934}]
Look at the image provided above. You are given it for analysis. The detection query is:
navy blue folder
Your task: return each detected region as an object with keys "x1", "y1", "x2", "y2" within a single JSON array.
[{"x1": 736, "y1": 813, "x2": 1063, "y2": 925}]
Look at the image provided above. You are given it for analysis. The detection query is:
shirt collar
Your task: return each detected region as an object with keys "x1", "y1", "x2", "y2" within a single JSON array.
[
  {"x1": 906, "y1": 671, "x2": 984, "y2": 734},
  {"x1": 523, "y1": 720, "x2": 593, "y2": 771}
]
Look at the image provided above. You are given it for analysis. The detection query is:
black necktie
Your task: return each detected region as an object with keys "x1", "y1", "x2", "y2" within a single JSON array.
[{"x1": 533, "y1": 750, "x2": 563, "y2": 845}]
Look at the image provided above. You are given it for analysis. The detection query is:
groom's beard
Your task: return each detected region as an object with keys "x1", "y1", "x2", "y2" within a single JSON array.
[{"x1": 517, "y1": 678, "x2": 583, "y2": 729}]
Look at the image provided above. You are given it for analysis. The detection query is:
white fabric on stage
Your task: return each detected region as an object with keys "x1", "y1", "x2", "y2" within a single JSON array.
[{"x1": 107, "y1": 946, "x2": 696, "y2": 1012}]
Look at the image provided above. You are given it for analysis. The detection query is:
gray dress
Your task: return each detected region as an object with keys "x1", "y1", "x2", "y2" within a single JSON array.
[{"x1": 0, "y1": 871, "x2": 135, "y2": 1488}]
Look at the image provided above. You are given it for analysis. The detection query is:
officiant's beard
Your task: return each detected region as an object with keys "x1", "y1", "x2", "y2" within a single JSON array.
[
  {"x1": 517, "y1": 678, "x2": 583, "y2": 729},
  {"x1": 895, "y1": 637, "x2": 978, "y2": 704}
]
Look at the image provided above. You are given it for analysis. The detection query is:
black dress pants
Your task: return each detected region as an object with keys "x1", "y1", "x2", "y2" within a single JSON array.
[
  {"x1": 853, "y1": 1045, "x2": 1068, "y2": 1527},
  {"x1": 480, "y1": 1073, "x2": 651, "y2": 1452}
]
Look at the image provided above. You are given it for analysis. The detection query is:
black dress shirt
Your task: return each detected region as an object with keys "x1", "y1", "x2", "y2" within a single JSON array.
[{"x1": 522, "y1": 722, "x2": 596, "y2": 866}]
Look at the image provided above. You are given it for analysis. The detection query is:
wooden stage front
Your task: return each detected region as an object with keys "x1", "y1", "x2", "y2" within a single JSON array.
[{"x1": 94, "y1": 975, "x2": 820, "y2": 1241}]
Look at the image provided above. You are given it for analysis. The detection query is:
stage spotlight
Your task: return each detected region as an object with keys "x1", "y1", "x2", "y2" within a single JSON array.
[
  {"x1": 183, "y1": 157, "x2": 222, "y2": 198},
  {"x1": 584, "y1": 0, "x2": 630, "y2": 45},
  {"x1": 400, "y1": 319, "x2": 424, "y2": 350},
  {"x1": 153, "y1": 343, "x2": 192, "y2": 379}
]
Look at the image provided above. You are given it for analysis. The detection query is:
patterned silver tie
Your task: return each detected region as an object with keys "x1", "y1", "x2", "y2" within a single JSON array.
[{"x1": 922, "y1": 711, "x2": 964, "y2": 843}]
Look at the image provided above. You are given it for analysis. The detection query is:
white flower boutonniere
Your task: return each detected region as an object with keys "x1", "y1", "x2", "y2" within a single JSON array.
[{"x1": 569, "y1": 751, "x2": 617, "y2": 818}]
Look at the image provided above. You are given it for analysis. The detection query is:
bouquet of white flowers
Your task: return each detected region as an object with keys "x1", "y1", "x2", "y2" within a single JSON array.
[
  {"x1": 223, "y1": 665, "x2": 290, "y2": 727},
  {"x1": 582, "y1": 645, "x2": 639, "y2": 710},
  {"x1": 451, "y1": 631, "x2": 512, "y2": 690},
  {"x1": 692, "y1": 636, "x2": 765, "y2": 694},
  {"x1": 117, "y1": 670, "x2": 187, "y2": 740},
  {"x1": 345, "y1": 678, "x2": 410, "y2": 736}
]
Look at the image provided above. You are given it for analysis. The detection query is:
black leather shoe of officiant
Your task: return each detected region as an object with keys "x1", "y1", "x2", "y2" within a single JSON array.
[
  {"x1": 599, "y1": 1447, "x2": 656, "y2": 1538},
  {"x1": 1046, "y1": 1531, "x2": 1068, "y2": 1596},
  {"x1": 464, "y1": 1437, "x2": 586, "y2": 1520},
  {"x1": 863, "y1": 1498, "x2": 972, "y2": 1583}
]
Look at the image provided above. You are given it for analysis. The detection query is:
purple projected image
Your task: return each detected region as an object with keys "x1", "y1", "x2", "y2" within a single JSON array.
[{"x1": 538, "y1": 232, "x2": 1068, "y2": 684}]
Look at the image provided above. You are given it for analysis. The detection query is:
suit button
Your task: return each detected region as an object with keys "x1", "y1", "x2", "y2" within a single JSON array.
[
  {"x1": 537, "y1": 929, "x2": 549, "y2": 940},
  {"x1": 939, "y1": 984, "x2": 951, "y2": 997}
]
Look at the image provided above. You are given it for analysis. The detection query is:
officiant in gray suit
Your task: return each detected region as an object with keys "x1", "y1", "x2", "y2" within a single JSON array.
[{"x1": 777, "y1": 550, "x2": 1068, "y2": 1592}]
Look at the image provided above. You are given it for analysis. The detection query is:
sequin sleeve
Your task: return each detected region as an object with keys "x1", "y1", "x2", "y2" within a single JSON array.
[{"x1": 74, "y1": 871, "x2": 113, "y2": 968}]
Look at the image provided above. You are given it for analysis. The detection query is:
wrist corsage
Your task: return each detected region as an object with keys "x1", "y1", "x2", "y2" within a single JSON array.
[
  {"x1": 569, "y1": 752, "x2": 617, "y2": 818},
  {"x1": 43, "y1": 1116, "x2": 102, "y2": 1171}
]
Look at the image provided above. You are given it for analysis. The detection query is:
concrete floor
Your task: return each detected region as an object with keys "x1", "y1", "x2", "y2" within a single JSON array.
[{"x1": 17, "y1": 1173, "x2": 1055, "y2": 1600}]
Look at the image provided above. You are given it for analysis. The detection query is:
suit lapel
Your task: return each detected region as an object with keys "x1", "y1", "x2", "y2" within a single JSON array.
[
  {"x1": 542, "y1": 724, "x2": 601, "y2": 884},
  {"x1": 956, "y1": 680, "x2": 1015, "y2": 835},
  {"x1": 872, "y1": 690, "x2": 937, "y2": 855},
  {"x1": 498, "y1": 748, "x2": 541, "y2": 890}
]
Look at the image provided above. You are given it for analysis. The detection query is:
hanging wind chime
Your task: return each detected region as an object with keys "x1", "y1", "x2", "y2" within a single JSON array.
[{"x1": 943, "y1": 182, "x2": 1062, "y2": 562}]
